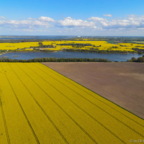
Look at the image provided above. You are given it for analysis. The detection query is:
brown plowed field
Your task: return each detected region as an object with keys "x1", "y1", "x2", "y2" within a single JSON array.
[{"x1": 42, "y1": 62, "x2": 144, "y2": 119}]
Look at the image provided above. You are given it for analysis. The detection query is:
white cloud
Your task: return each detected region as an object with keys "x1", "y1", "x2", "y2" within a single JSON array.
[
  {"x1": 0, "y1": 16, "x2": 6, "y2": 19},
  {"x1": 89, "y1": 15, "x2": 144, "y2": 29},
  {"x1": 103, "y1": 14, "x2": 112, "y2": 17},
  {"x1": 0, "y1": 16, "x2": 55, "y2": 30},
  {"x1": 59, "y1": 17, "x2": 96, "y2": 28},
  {"x1": 104, "y1": 15, "x2": 144, "y2": 29},
  {"x1": 89, "y1": 17, "x2": 108, "y2": 27},
  {"x1": 1, "y1": 15, "x2": 144, "y2": 35},
  {"x1": 89, "y1": 17, "x2": 106, "y2": 21},
  {"x1": 38, "y1": 16, "x2": 55, "y2": 22}
]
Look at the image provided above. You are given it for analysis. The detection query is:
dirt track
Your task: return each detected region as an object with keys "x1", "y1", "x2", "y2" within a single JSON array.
[{"x1": 42, "y1": 62, "x2": 144, "y2": 119}]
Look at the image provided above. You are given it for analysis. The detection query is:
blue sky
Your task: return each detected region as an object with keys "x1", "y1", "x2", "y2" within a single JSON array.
[{"x1": 0, "y1": 0, "x2": 144, "y2": 35}]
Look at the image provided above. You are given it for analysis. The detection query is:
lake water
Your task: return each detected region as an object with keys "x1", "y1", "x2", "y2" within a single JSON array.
[
  {"x1": 0, "y1": 36, "x2": 75, "y2": 40},
  {"x1": 0, "y1": 51, "x2": 142, "y2": 61}
]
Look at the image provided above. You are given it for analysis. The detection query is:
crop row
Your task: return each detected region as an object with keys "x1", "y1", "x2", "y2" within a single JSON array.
[{"x1": 0, "y1": 63, "x2": 144, "y2": 144}]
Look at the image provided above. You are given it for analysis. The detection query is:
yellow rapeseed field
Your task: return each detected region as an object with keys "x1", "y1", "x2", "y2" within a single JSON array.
[
  {"x1": 1, "y1": 40, "x2": 144, "y2": 52},
  {"x1": 0, "y1": 63, "x2": 144, "y2": 144},
  {"x1": 0, "y1": 42, "x2": 39, "y2": 51}
]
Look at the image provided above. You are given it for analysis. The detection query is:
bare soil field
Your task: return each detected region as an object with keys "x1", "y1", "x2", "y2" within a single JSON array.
[{"x1": 42, "y1": 62, "x2": 144, "y2": 119}]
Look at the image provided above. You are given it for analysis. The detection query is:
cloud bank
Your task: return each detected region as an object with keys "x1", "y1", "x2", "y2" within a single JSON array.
[{"x1": 0, "y1": 15, "x2": 144, "y2": 35}]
